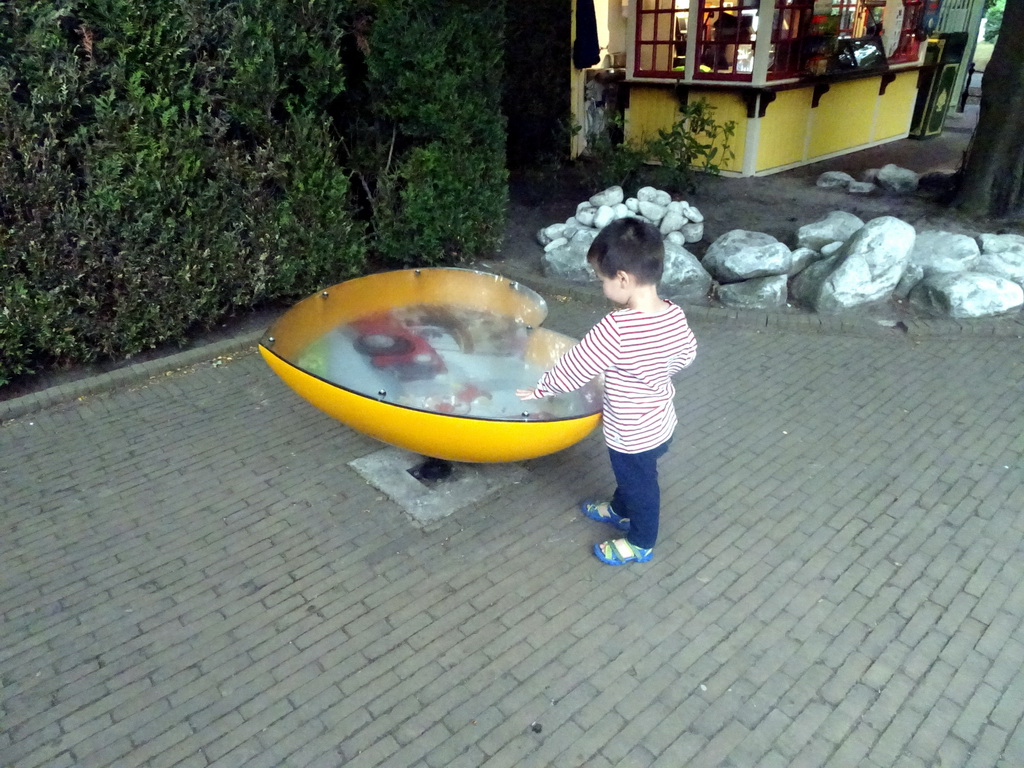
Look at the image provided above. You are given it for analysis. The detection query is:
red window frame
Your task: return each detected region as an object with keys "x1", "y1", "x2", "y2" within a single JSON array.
[
  {"x1": 832, "y1": 0, "x2": 859, "y2": 35},
  {"x1": 635, "y1": 0, "x2": 688, "y2": 78},
  {"x1": 889, "y1": 0, "x2": 924, "y2": 62},
  {"x1": 695, "y1": 0, "x2": 760, "y2": 81},
  {"x1": 768, "y1": 0, "x2": 815, "y2": 79},
  {"x1": 633, "y1": 0, "x2": 925, "y2": 82}
]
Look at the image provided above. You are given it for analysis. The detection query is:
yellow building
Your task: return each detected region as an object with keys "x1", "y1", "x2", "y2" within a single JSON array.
[{"x1": 573, "y1": 0, "x2": 945, "y2": 176}]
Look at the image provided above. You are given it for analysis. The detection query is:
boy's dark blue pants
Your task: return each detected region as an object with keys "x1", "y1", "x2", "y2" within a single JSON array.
[{"x1": 608, "y1": 439, "x2": 672, "y2": 550}]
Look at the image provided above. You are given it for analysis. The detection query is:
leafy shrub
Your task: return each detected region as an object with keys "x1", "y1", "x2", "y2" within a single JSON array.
[
  {"x1": 355, "y1": 0, "x2": 508, "y2": 266},
  {"x1": 578, "y1": 99, "x2": 736, "y2": 193},
  {"x1": 983, "y1": 0, "x2": 1004, "y2": 43},
  {"x1": 374, "y1": 141, "x2": 509, "y2": 265},
  {"x1": 504, "y1": 0, "x2": 571, "y2": 170},
  {"x1": 0, "y1": 0, "x2": 365, "y2": 385}
]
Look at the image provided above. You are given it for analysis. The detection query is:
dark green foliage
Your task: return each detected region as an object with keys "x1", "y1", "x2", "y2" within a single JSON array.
[
  {"x1": 1, "y1": 0, "x2": 366, "y2": 384},
  {"x1": 504, "y1": 0, "x2": 571, "y2": 170},
  {"x1": 357, "y1": 0, "x2": 508, "y2": 266},
  {"x1": 373, "y1": 142, "x2": 509, "y2": 265},
  {"x1": 2, "y1": 0, "x2": 515, "y2": 386},
  {"x1": 578, "y1": 99, "x2": 737, "y2": 193},
  {"x1": 984, "y1": 0, "x2": 1005, "y2": 42}
]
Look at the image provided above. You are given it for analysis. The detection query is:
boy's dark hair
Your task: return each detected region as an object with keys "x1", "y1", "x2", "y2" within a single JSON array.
[{"x1": 587, "y1": 217, "x2": 665, "y2": 285}]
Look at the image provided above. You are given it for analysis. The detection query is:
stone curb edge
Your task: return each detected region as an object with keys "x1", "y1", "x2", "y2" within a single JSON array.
[{"x1": 0, "y1": 330, "x2": 264, "y2": 424}]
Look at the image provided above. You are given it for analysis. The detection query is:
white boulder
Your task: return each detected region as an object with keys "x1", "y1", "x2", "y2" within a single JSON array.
[
  {"x1": 576, "y1": 206, "x2": 597, "y2": 228},
  {"x1": 816, "y1": 171, "x2": 855, "y2": 190},
  {"x1": 703, "y1": 230, "x2": 791, "y2": 283},
  {"x1": 593, "y1": 205, "x2": 616, "y2": 229},
  {"x1": 589, "y1": 186, "x2": 625, "y2": 207},
  {"x1": 681, "y1": 222, "x2": 704, "y2": 243},
  {"x1": 977, "y1": 233, "x2": 1024, "y2": 287},
  {"x1": 794, "y1": 216, "x2": 916, "y2": 311},
  {"x1": 909, "y1": 272, "x2": 1024, "y2": 318},
  {"x1": 796, "y1": 211, "x2": 865, "y2": 251},
  {"x1": 909, "y1": 231, "x2": 980, "y2": 276},
  {"x1": 718, "y1": 275, "x2": 789, "y2": 309},
  {"x1": 662, "y1": 242, "x2": 713, "y2": 299},
  {"x1": 876, "y1": 164, "x2": 920, "y2": 194}
]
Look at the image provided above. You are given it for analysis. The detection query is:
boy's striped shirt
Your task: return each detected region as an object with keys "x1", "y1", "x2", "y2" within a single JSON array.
[{"x1": 534, "y1": 301, "x2": 697, "y2": 453}]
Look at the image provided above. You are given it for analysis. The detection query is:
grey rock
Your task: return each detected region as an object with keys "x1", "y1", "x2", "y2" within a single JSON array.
[
  {"x1": 703, "y1": 230, "x2": 791, "y2": 283},
  {"x1": 790, "y1": 253, "x2": 842, "y2": 308},
  {"x1": 576, "y1": 206, "x2": 597, "y2": 228},
  {"x1": 544, "y1": 222, "x2": 569, "y2": 239},
  {"x1": 848, "y1": 181, "x2": 879, "y2": 195},
  {"x1": 682, "y1": 203, "x2": 704, "y2": 223},
  {"x1": 788, "y1": 247, "x2": 822, "y2": 276},
  {"x1": 815, "y1": 172, "x2": 856, "y2": 190},
  {"x1": 542, "y1": 242, "x2": 595, "y2": 282},
  {"x1": 978, "y1": 233, "x2": 1024, "y2": 286},
  {"x1": 571, "y1": 228, "x2": 598, "y2": 247},
  {"x1": 681, "y1": 222, "x2": 704, "y2": 243},
  {"x1": 796, "y1": 211, "x2": 865, "y2": 251},
  {"x1": 909, "y1": 272, "x2": 1024, "y2": 318},
  {"x1": 894, "y1": 264, "x2": 925, "y2": 300},
  {"x1": 821, "y1": 241, "x2": 845, "y2": 257},
  {"x1": 589, "y1": 186, "x2": 625, "y2": 207},
  {"x1": 816, "y1": 171, "x2": 855, "y2": 190},
  {"x1": 593, "y1": 205, "x2": 616, "y2": 229},
  {"x1": 795, "y1": 216, "x2": 916, "y2": 311},
  {"x1": 910, "y1": 231, "x2": 980, "y2": 276},
  {"x1": 638, "y1": 200, "x2": 667, "y2": 224},
  {"x1": 637, "y1": 186, "x2": 671, "y2": 207},
  {"x1": 662, "y1": 242, "x2": 713, "y2": 299},
  {"x1": 660, "y1": 209, "x2": 687, "y2": 235},
  {"x1": 542, "y1": 236, "x2": 568, "y2": 252},
  {"x1": 876, "y1": 163, "x2": 919, "y2": 194},
  {"x1": 718, "y1": 275, "x2": 789, "y2": 309}
]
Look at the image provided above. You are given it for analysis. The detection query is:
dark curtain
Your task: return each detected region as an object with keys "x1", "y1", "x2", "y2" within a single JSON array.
[{"x1": 573, "y1": 0, "x2": 600, "y2": 69}]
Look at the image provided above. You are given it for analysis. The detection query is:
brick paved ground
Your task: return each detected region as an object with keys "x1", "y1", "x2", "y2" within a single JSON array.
[{"x1": 3, "y1": 294, "x2": 1024, "y2": 768}]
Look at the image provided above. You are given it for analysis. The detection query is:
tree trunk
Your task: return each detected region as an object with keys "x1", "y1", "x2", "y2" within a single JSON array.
[{"x1": 955, "y1": 0, "x2": 1024, "y2": 217}]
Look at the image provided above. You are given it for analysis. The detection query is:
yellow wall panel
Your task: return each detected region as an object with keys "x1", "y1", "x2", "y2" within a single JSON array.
[
  {"x1": 756, "y1": 88, "x2": 812, "y2": 172},
  {"x1": 873, "y1": 71, "x2": 919, "y2": 140},
  {"x1": 626, "y1": 86, "x2": 747, "y2": 174},
  {"x1": 688, "y1": 90, "x2": 747, "y2": 174},
  {"x1": 807, "y1": 78, "x2": 878, "y2": 159},
  {"x1": 627, "y1": 86, "x2": 681, "y2": 143}
]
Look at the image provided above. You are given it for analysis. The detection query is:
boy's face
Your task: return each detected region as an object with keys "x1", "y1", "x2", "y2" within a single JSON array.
[{"x1": 599, "y1": 270, "x2": 635, "y2": 305}]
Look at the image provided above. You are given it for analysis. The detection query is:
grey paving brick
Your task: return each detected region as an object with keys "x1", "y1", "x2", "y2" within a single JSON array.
[{"x1": 5, "y1": 311, "x2": 1024, "y2": 768}]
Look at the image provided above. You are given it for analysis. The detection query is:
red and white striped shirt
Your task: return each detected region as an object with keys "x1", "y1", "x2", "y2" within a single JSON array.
[{"x1": 534, "y1": 301, "x2": 697, "y2": 453}]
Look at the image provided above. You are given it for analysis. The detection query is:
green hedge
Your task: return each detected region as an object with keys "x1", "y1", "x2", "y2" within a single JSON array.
[
  {"x1": 0, "y1": 0, "x2": 367, "y2": 385},
  {"x1": 358, "y1": 0, "x2": 509, "y2": 266},
  {"x1": 1, "y1": 0, "x2": 515, "y2": 386},
  {"x1": 504, "y1": 0, "x2": 571, "y2": 170}
]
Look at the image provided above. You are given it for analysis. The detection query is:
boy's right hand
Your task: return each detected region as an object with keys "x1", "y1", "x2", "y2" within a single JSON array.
[{"x1": 516, "y1": 388, "x2": 540, "y2": 401}]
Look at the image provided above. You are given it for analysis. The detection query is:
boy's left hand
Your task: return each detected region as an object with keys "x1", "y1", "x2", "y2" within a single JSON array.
[{"x1": 516, "y1": 388, "x2": 540, "y2": 401}]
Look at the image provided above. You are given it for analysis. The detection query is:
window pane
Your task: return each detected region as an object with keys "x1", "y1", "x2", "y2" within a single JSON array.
[
  {"x1": 640, "y1": 43, "x2": 655, "y2": 70},
  {"x1": 657, "y1": 11, "x2": 672, "y2": 38}
]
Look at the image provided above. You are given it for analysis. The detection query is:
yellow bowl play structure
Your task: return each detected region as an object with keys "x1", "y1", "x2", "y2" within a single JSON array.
[{"x1": 259, "y1": 268, "x2": 602, "y2": 463}]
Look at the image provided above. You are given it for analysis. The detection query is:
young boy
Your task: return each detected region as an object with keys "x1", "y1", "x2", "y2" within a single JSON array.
[{"x1": 517, "y1": 217, "x2": 697, "y2": 565}]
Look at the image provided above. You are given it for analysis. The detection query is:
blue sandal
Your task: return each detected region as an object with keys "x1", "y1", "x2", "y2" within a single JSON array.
[
  {"x1": 594, "y1": 538, "x2": 653, "y2": 565},
  {"x1": 580, "y1": 501, "x2": 630, "y2": 531}
]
